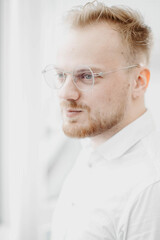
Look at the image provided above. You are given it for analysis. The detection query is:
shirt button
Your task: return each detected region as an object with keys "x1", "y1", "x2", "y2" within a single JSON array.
[{"x1": 88, "y1": 162, "x2": 92, "y2": 168}]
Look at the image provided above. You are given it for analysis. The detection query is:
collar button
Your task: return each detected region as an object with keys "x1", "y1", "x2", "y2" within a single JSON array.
[{"x1": 88, "y1": 162, "x2": 93, "y2": 168}]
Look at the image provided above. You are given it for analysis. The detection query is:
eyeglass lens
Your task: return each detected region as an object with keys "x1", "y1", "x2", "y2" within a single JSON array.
[{"x1": 43, "y1": 65, "x2": 94, "y2": 91}]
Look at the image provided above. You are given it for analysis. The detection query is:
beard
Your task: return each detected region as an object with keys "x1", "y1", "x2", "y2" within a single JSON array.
[{"x1": 60, "y1": 98, "x2": 128, "y2": 139}]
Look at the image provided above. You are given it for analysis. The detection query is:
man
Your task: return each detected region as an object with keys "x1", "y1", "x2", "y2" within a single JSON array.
[{"x1": 43, "y1": 1, "x2": 160, "y2": 239}]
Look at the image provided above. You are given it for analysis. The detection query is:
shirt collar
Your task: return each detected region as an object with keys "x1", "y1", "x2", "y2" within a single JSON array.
[{"x1": 81, "y1": 111, "x2": 156, "y2": 161}]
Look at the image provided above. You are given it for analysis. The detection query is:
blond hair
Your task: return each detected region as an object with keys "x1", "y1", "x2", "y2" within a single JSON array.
[{"x1": 63, "y1": 1, "x2": 153, "y2": 64}]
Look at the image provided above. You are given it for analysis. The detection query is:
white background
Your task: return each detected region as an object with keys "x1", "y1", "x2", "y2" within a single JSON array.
[{"x1": 0, "y1": 1, "x2": 160, "y2": 240}]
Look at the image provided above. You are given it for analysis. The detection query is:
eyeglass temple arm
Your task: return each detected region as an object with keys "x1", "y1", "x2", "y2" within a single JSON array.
[{"x1": 94, "y1": 64, "x2": 143, "y2": 77}]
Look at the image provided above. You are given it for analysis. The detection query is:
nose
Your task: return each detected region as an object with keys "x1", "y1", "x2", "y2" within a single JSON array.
[{"x1": 58, "y1": 74, "x2": 81, "y2": 101}]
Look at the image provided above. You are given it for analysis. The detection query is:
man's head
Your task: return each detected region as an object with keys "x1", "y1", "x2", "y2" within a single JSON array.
[
  {"x1": 63, "y1": 1, "x2": 153, "y2": 65},
  {"x1": 52, "y1": 1, "x2": 152, "y2": 141}
]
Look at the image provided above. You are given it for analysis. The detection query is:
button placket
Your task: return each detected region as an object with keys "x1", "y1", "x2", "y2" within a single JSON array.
[{"x1": 87, "y1": 151, "x2": 100, "y2": 168}]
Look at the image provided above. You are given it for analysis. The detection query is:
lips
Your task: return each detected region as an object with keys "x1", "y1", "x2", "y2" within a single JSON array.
[
  {"x1": 67, "y1": 109, "x2": 82, "y2": 112},
  {"x1": 65, "y1": 108, "x2": 82, "y2": 117}
]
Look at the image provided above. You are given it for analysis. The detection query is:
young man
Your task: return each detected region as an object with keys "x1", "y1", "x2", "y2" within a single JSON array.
[{"x1": 43, "y1": 1, "x2": 160, "y2": 239}]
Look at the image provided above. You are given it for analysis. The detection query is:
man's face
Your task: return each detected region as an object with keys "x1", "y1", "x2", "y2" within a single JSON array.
[{"x1": 56, "y1": 22, "x2": 134, "y2": 138}]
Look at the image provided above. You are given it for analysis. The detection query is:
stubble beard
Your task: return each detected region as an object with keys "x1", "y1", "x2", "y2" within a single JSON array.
[{"x1": 60, "y1": 99, "x2": 128, "y2": 139}]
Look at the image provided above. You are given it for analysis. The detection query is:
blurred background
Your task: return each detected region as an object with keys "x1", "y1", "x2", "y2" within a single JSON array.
[{"x1": 0, "y1": 0, "x2": 160, "y2": 240}]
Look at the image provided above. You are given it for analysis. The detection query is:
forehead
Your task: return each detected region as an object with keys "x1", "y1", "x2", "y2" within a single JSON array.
[{"x1": 55, "y1": 22, "x2": 126, "y2": 69}]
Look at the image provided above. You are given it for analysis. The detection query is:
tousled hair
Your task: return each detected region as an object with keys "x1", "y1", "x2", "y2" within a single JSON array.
[{"x1": 63, "y1": 1, "x2": 153, "y2": 64}]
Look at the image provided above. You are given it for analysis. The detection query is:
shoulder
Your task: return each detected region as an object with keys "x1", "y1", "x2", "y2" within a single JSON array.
[{"x1": 118, "y1": 180, "x2": 160, "y2": 239}]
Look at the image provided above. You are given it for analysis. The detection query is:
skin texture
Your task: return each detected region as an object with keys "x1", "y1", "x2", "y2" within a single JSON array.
[{"x1": 55, "y1": 22, "x2": 150, "y2": 147}]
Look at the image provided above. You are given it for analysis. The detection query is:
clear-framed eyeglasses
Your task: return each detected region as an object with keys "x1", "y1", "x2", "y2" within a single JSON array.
[{"x1": 42, "y1": 64, "x2": 142, "y2": 92}]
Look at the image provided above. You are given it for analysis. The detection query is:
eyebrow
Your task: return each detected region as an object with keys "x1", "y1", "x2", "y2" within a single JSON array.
[
  {"x1": 53, "y1": 66, "x2": 63, "y2": 71},
  {"x1": 88, "y1": 66, "x2": 104, "y2": 72}
]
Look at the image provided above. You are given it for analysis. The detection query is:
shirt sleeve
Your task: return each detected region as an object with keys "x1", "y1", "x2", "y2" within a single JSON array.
[{"x1": 120, "y1": 180, "x2": 160, "y2": 240}]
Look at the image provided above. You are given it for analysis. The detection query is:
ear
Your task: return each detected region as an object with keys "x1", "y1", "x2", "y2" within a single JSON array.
[{"x1": 132, "y1": 68, "x2": 150, "y2": 99}]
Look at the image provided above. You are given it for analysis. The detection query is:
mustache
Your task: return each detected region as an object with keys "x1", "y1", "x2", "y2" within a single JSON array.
[{"x1": 60, "y1": 101, "x2": 90, "y2": 111}]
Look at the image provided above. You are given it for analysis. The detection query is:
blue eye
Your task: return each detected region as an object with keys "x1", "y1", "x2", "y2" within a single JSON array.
[
  {"x1": 84, "y1": 74, "x2": 92, "y2": 79},
  {"x1": 76, "y1": 73, "x2": 93, "y2": 85},
  {"x1": 57, "y1": 73, "x2": 63, "y2": 78},
  {"x1": 80, "y1": 73, "x2": 92, "y2": 80},
  {"x1": 55, "y1": 72, "x2": 64, "y2": 84},
  {"x1": 74, "y1": 68, "x2": 93, "y2": 87}
]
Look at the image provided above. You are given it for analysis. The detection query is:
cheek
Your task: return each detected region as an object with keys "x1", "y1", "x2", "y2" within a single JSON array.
[
  {"x1": 86, "y1": 77, "x2": 130, "y2": 114},
  {"x1": 90, "y1": 83, "x2": 129, "y2": 112},
  {"x1": 108, "y1": 77, "x2": 131, "y2": 99},
  {"x1": 88, "y1": 90, "x2": 111, "y2": 115},
  {"x1": 94, "y1": 84, "x2": 116, "y2": 106}
]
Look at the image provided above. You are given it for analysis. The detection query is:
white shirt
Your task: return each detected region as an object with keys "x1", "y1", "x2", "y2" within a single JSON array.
[{"x1": 51, "y1": 111, "x2": 160, "y2": 240}]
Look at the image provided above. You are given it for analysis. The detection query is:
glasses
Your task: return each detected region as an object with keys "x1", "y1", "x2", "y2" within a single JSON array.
[{"x1": 42, "y1": 64, "x2": 141, "y2": 92}]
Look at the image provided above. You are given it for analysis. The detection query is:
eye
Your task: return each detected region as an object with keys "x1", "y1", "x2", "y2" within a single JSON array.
[
  {"x1": 80, "y1": 72, "x2": 92, "y2": 80},
  {"x1": 78, "y1": 73, "x2": 93, "y2": 84},
  {"x1": 57, "y1": 72, "x2": 63, "y2": 78},
  {"x1": 54, "y1": 72, "x2": 64, "y2": 84},
  {"x1": 83, "y1": 73, "x2": 92, "y2": 79},
  {"x1": 56, "y1": 72, "x2": 64, "y2": 79}
]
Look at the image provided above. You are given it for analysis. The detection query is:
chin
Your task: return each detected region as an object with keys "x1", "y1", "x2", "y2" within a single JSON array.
[
  {"x1": 62, "y1": 122, "x2": 105, "y2": 138},
  {"x1": 62, "y1": 111, "x2": 125, "y2": 139}
]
